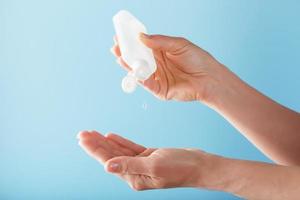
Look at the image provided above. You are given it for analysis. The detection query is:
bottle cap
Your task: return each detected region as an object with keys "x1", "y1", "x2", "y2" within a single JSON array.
[{"x1": 121, "y1": 74, "x2": 137, "y2": 93}]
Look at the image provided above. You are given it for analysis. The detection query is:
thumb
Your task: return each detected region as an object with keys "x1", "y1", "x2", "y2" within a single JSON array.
[
  {"x1": 140, "y1": 33, "x2": 190, "y2": 53},
  {"x1": 105, "y1": 156, "x2": 148, "y2": 175}
]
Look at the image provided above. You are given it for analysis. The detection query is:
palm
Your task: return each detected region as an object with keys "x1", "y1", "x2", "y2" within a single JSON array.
[
  {"x1": 78, "y1": 131, "x2": 146, "y2": 161},
  {"x1": 78, "y1": 131, "x2": 157, "y2": 188}
]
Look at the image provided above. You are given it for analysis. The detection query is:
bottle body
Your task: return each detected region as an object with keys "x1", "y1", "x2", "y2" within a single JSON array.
[{"x1": 113, "y1": 10, "x2": 156, "y2": 93}]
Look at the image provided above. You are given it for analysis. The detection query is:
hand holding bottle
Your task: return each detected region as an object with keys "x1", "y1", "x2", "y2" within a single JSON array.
[{"x1": 112, "y1": 33, "x2": 229, "y2": 102}]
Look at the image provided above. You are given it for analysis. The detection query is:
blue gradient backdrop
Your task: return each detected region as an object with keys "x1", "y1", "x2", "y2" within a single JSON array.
[{"x1": 1, "y1": 0, "x2": 300, "y2": 199}]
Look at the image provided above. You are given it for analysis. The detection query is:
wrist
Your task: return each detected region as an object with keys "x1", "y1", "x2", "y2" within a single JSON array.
[
  {"x1": 194, "y1": 153, "x2": 264, "y2": 196},
  {"x1": 199, "y1": 64, "x2": 245, "y2": 110},
  {"x1": 194, "y1": 152, "x2": 235, "y2": 191}
]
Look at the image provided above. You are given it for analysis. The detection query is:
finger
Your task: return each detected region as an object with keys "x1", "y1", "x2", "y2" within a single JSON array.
[
  {"x1": 105, "y1": 156, "x2": 150, "y2": 175},
  {"x1": 77, "y1": 130, "x2": 91, "y2": 140},
  {"x1": 110, "y1": 45, "x2": 121, "y2": 57},
  {"x1": 78, "y1": 131, "x2": 123, "y2": 161},
  {"x1": 77, "y1": 130, "x2": 105, "y2": 141},
  {"x1": 137, "y1": 148, "x2": 156, "y2": 157},
  {"x1": 138, "y1": 72, "x2": 160, "y2": 93},
  {"x1": 79, "y1": 138, "x2": 113, "y2": 163},
  {"x1": 89, "y1": 131, "x2": 127, "y2": 156},
  {"x1": 80, "y1": 131, "x2": 112, "y2": 153},
  {"x1": 140, "y1": 33, "x2": 190, "y2": 53},
  {"x1": 106, "y1": 133, "x2": 146, "y2": 154},
  {"x1": 106, "y1": 139, "x2": 136, "y2": 156}
]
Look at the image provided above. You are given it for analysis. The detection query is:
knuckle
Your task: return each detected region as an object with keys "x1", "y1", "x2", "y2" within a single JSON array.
[
  {"x1": 131, "y1": 179, "x2": 145, "y2": 191},
  {"x1": 176, "y1": 37, "x2": 189, "y2": 44},
  {"x1": 122, "y1": 158, "x2": 129, "y2": 174},
  {"x1": 186, "y1": 148, "x2": 198, "y2": 151},
  {"x1": 132, "y1": 183, "x2": 143, "y2": 191}
]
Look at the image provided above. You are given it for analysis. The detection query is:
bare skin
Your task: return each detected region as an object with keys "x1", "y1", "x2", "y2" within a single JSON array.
[
  {"x1": 78, "y1": 131, "x2": 300, "y2": 199},
  {"x1": 78, "y1": 131, "x2": 212, "y2": 190},
  {"x1": 78, "y1": 34, "x2": 300, "y2": 199}
]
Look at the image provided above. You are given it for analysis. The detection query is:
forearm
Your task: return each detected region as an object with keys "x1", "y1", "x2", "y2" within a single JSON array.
[
  {"x1": 204, "y1": 156, "x2": 300, "y2": 200},
  {"x1": 204, "y1": 65, "x2": 300, "y2": 165}
]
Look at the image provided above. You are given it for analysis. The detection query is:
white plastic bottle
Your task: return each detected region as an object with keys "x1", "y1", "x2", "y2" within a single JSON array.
[{"x1": 113, "y1": 10, "x2": 157, "y2": 93}]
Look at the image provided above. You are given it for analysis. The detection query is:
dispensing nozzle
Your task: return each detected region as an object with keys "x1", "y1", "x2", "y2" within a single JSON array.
[{"x1": 121, "y1": 59, "x2": 152, "y2": 93}]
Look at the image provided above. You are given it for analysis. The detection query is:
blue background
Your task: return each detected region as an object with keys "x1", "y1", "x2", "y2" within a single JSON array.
[{"x1": 1, "y1": 0, "x2": 300, "y2": 199}]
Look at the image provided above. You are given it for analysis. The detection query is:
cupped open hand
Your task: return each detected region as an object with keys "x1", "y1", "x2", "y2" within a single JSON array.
[{"x1": 78, "y1": 131, "x2": 218, "y2": 191}]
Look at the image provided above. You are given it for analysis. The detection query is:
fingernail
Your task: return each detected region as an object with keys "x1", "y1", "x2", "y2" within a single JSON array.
[
  {"x1": 77, "y1": 131, "x2": 87, "y2": 139},
  {"x1": 76, "y1": 131, "x2": 82, "y2": 139},
  {"x1": 140, "y1": 32, "x2": 151, "y2": 39},
  {"x1": 109, "y1": 163, "x2": 120, "y2": 172}
]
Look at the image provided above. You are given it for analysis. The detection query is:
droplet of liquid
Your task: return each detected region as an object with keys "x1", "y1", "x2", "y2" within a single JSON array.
[{"x1": 142, "y1": 102, "x2": 148, "y2": 110}]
